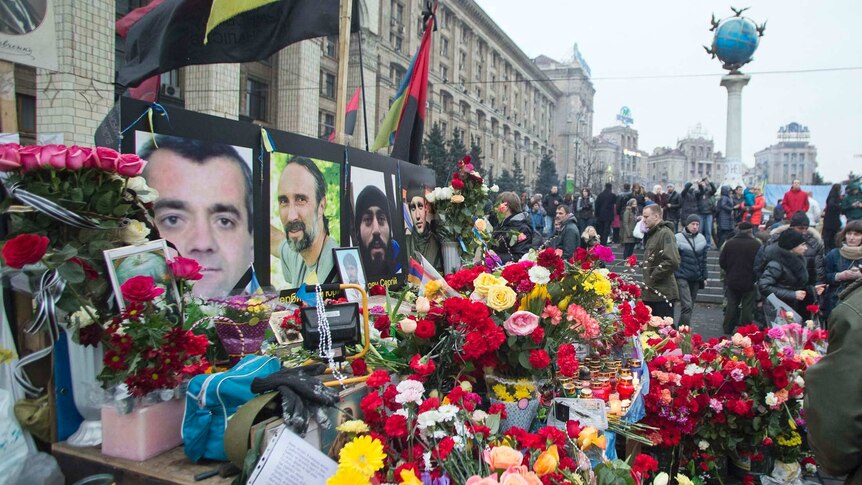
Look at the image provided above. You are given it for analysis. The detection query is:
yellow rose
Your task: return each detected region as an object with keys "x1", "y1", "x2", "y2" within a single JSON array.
[
  {"x1": 533, "y1": 445, "x2": 560, "y2": 477},
  {"x1": 474, "y1": 218, "x2": 488, "y2": 232},
  {"x1": 473, "y1": 273, "x2": 508, "y2": 296},
  {"x1": 424, "y1": 279, "x2": 443, "y2": 298},
  {"x1": 487, "y1": 284, "x2": 517, "y2": 311},
  {"x1": 451, "y1": 194, "x2": 465, "y2": 203}
]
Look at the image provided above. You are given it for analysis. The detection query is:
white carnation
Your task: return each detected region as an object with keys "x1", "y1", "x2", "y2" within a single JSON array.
[
  {"x1": 436, "y1": 404, "x2": 459, "y2": 422},
  {"x1": 765, "y1": 392, "x2": 778, "y2": 407},
  {"x1": 528, "y1": 265, "x2": 551, "y2": 285},
  {"x1": 684, "y1": 364, "x2": 705, "y2": 376},
  {"x1": 698, "y1": 440, "x2": 709, "y2": 451},
  {"x1": 416, "y1": 410, "x2": 441, "y2": 429}
]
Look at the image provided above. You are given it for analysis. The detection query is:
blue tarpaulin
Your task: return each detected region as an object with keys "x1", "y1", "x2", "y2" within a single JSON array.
[{"x1": 762, "y1": 184, "x2": 836, "y2": 209}]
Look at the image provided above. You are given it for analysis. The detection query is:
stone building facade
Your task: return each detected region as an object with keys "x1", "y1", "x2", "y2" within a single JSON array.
[
  {"x1": 646, "y1": 125, "x2": 727, "y2": 188},
  {"x1": 754, "y1": 122, "x2": 818, "y2": 184},
  {"x1": 26, "y1": 0, "x2": 559, "y2": 188},
  {"x1": 592, "y1": 125, "x2": 648, "y2": 189}
]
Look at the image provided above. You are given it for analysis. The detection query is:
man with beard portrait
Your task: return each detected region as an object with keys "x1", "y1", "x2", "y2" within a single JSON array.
[
  {"x1": 277, "y1": 156, "x2": 338, "y2": 288},
  {"x1": 355, "y1": 185, "x2": 399, "y2": 283},
  {"x1": 404, "y1": 184, "x2": 441, "y2": 271}
]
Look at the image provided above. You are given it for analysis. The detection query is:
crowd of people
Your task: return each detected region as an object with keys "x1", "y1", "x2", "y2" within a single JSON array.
[{"x1": 493, "y1": 177, "x2": 862, "y2": 334}]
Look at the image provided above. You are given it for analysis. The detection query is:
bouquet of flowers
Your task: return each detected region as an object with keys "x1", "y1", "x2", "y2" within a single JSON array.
[
  {"x1": 98, "y1": 267, "x2": 210, "y2": 397},
  {"x1": 205, "y1": 294, "x2": 277, "y2": 363},
  {"x1": 425, "y1": 155, "x2": 496, "y2": 257},
  {"x1": 0, "y1": 143, "x2": 156, "y2": 344}
]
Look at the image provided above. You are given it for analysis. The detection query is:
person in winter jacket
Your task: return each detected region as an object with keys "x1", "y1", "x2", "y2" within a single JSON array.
[
  {"x1": 731, "y1": 186, "x2": 746, "y2": 224},
  {"x1": 759, "y1": 212, "x2": 826, "y2": 286},
  {"x1": 491, "y1": 191, "x2": 533, "y2": 263},
  {"x1": 781, "y1": 179, "x2": 809, "y2": 220},
  {"x1": 679, "y1": 182, "x2": 699, "y2": 226},
  {"x1": 542, "y1": 186, "x2": 563, "y2": 238},
  {"x1": 641, "y1": 204, "x2": 681, "y2": 318},
  {"x1": 765, "y1": 203, "x2": 785, "y2": 230},
  {"x1": 575, "y1": 188, "x2": 596, "y2": 234},
  {"x1": 528, "y1": 200, "x2": 546, "y2": 235},
  {"x1": 580, "y1": 225, "x2": 601, "y2": 250},
  {"x1": 822, "y1": 183, "x2": 843, "y2": 251},
  {"x1": 719, "y1": 222, "x2": 761, "y2": 334},
  {"x1": 806, "y1": 192, "x2": 821, "y2": 228},
  {"x1": 758, "y1": 229, "x2": 817, "y2": 320},
  {"x1": 674, "y1": 214, "x2": 708, "y2": 327},
  {"x1": 665, "y1": 183, "x2": 681, "y2": 231},
  {"x1": 748, "y1": 186, "x2": 765, "y2": 226},
  {"x1": 616, "y1": 183, "x2": 633, "y2": 219},
  {"x1": 805, "y1": 278, "x2": 862, "y2": 485},
  {"x1": 696, "y1": 178, "x2": 717, "y2": 248},
  {"x1": 652, "y1": 184, "x2": 668, "y2": 211},
  {"x1": 594, "y1": 183, "x2": 617, "y2": 246},
  {"x1": 823, "y1": 219, "x2": 862, "y2": 319},
  {"x1": 621, "y1": 198, "x2": 639, "y2": 258},
  {"x1": 552, "y1": 205, "x2": 581, "y2": 260},
  {"x1": 716, "y1": 185, "x2": 735, "y2": 249},
  {"x1": 842, "y1": 180, "x2": 862, "y2": 222}
]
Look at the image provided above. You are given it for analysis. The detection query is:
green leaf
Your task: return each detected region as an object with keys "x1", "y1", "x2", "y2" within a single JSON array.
[
  {"x1": 94, "y1": 190, "x2": 115, "y2": 214},
  {"x1": 518, "y1": 350, "x2": 532, "y2": 370},
  {"x1": 113, "y1": 204, "x2": 131, "y2": 217},
  {"x1": 485, "y1": 413, "x2": 500, "y2": 435},
  {"x1": 58, "y1": 261, "x2": 86, "y2": 284}
]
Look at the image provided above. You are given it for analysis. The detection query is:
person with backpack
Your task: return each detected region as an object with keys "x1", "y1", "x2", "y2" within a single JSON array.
[{"x1": 553, "y1": 205, "x2": 581, "y2": 260}]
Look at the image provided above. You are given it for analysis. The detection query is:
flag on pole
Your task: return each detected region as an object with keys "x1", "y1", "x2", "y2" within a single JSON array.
[
  {"x1": 118, "y1": 0, "x2": 360, "y2": 88},
  {"x1": 204, "y1": 0, "x2": 279, "y2": 43},
  {"x1": 329, "y1": 87, "x2": 362, "y2": 142},
  {"x1": 371, "y1": 10, "x2": 434, "y2": 164},
  {"x1": 117, "y1": 0, "x2": 166, "y2": 102}
]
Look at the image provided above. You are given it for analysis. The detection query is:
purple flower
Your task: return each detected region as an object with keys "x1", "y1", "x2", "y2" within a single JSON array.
[
  {"x1": 731, "y1": 369, "x2": 745, "y2": 382},
  {"x1": 767, "y1": 327, "x2": 785, "y2": 340},
  {"x1": 709, "y1": 398, "x2": 723, "y2": 413},
  {"x1": 782, "y1": 346, "x2": 795, "y2": 359}
]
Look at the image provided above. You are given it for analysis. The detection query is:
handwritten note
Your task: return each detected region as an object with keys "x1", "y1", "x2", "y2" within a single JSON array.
[{"x1": 247, "y1": 425, "x2": 338, "y2": 485}]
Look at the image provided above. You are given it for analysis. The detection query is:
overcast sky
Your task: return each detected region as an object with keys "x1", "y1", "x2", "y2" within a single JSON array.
[{"x1": 473, "y1": 0, "x2": 862, "y2": 183}]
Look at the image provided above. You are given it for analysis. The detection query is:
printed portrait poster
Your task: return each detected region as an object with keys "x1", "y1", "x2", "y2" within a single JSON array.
[
  {"x1": 398, "y1": 162, "x2": 441, "y2": 272},
  {"x1": 269, "y1": 152, "x2": 341, "y2": 290},
  {"x1": 0, "y1": 0, "x2": 58, "y2": 69},
  {"x1": 349, "y1": 165, "x2": 403, "y2": 288},
  {"x1": 134, "y1": 131, "x2": 255, "y2": 299}
]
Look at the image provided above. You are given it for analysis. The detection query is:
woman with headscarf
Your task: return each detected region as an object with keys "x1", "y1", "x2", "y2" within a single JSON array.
[{"x1": 823, "y1": 219, "x2": 862, "y2": 319}]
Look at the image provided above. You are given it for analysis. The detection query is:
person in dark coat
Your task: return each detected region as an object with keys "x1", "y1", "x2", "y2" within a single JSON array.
[
  {"x1": 641, "y1": 204, "x2": 681, "y2": 318},
  {"x1": 542, "y1": 186, "x2": 563, "y2": 238},
  {"x1": 575, "y1": 188, "x2": 596, "y2": 234},
  {"x1": 552, "y1": 205, "x2": 581, "y2": 260},
  {"x1": 716, "y1": 185, "x2": 735, "y2": 249},
  {"x1": 679, "y1": 182, "x2": 699, "y2": 226},
  {"x1": 665, "y1": 183, "x2": 681, "y2": 231},
  {"x1": 696, "y1": 178, "x2": 717, "y2": 249},
  {"x1": 763, "y1": 212, "x2": 826, "y2": 286},
  {"x1": 594, "y1": 183, "x2": 616, "y2": 246},
  {"x1": 616, "y1": 183, "x2": 633, "y2": 220},
  {"x1": 491, "y1": 191, "x2": 533, "y2": 263},
  {"x1": 823, "y1": 219, "x2": 862, "y2": 319},
  {"x1": 620, "y1": 198, "x2": 639, "y2": 258},
  {"x1": 822, "y1": 183, "x2": 843, "y2": 251},
  {"x1": 758, "y1": 230, "x2": 817, "y2": 321},
  {"x1": 719, "y1": 222, "x2": 762, "y2": 333},
  {"x1": 674, "y1": 214, "x2": 708, "y2": 327}
]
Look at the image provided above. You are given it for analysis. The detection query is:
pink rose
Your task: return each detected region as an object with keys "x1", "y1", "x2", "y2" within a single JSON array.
[
  {"x1": 93, "y1": 147, "x2": 121, "y2": 172},
  {"x1": 65, "y1": 146, "x2": 91, "y2": 170},
  {"x1": 168, "y1": 256, "x2": 203, "y2": 281},
  {"x1": 0, "y1": 143, "x2": 21, "y2": 171},
  {"x1": 40, "y1": 144, "x2": 68, "y2": 169},
  {"x1": 116, "y1": 153, "x2": 147, "y2": 177},
  {"x1": 19, "y1": 145, "x2": 42, "y2": 172},
  {"x1": 503, "y1": 311, "x2": 540, "y2": 337},
  {"x1": 465, "y1": 477, "x2": 500, "y2": 485}
]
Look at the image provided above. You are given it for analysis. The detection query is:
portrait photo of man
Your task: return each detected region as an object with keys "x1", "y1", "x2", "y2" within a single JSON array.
[
  {"x1": 137, "y1": 133, "x2": 254, "y2": 299},
  {"x1": 335, "y1": 248, "x2": 366, "y2": 303},
  {"x1": 353, "y1": 184, "x2": 399, "y2": 283},
  {"x1": 272, "y1": 155, "x2": 339, "y2": 289},
  {"x1": 404, "y1": 182, "x2": 441, "y2": 271}
]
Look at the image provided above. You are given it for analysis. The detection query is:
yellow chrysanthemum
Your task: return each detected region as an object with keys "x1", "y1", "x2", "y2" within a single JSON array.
[
  {"x1": 338, "y1": 435, "x2": 385, "y2": 478},
  {"x1": 513, "y1": 386, "x2": 532, "y2": 400},
  {"x1": 327, "y1": 465, "x2": 371, "y2": 485},
  {"x1": 424, "y1": 279, "x2": 443, "y2": 299},
  {"x1": 336, "y1": 420, "x2": 370, "y2": 434}
]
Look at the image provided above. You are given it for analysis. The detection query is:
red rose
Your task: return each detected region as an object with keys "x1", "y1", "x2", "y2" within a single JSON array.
[
  {"x1": 414, "y1": 319, "x2": 435, "y2": 339},
  {"x1": 451, "y1": 178, "x2": 465, "y2": 190},
  {"x1": 366, "y1": 369, "x2": 391, "y2": 388},
  {"x1": 168, "y1": 256, "x2": 203, "y2": 281},
  {"x1": 120, "y1": 275, "x2": 165, "y2": 302},
  {"x1": 369, "y1": 284, "x2": 386, "y2": 296},
  {"x1": 350, "y1": 358, "x2": 368, "y2": 376},
  {"x1": 117, "y1": 153, "x2": 147, "y2": 177},
  {"x1": 566, "y1": 419, "x2": 583, "y2": 439},
  {"x1": 528, "y1": 349, "x2": 551, "y2": 369},
  {"x1": 93, "y1": 147, "x2": 121, "y2": 172},
  {"x1": 2, "y1": 233, "x2": 49, "y2": 268},
  {"x1": 384, "y1": 413, "x2": 408, "y2": 438}
]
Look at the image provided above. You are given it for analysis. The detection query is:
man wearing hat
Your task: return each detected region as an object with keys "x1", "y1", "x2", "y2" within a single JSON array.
[
  {"x1": 760, "y1": 212, "x2": 826, "y2": 287},
  {"x1": 758, "y1": 229, "x2": 818, "y2": 320},
  {"x1": 720, "y1": 222, "x2": 762, "y2": 333},
  {"x1": 355, "y1": 185, "x2": 399, "y2": 283},
  {"x1": 674, "y1": 214, "x2": 709, "y2": 327},
  {"x1": 404, "y1": 184, "x2": 442, "y2": 271}
]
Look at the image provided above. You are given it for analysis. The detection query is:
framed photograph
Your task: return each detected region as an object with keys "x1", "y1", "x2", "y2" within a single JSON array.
[
  {"x1": 268, "y1": 310, "x2": 304, "y2": 346},
  {"x1": 103, "y1": 239, "x2": 182, "y2": 312},
  {"x1": 333, "y1": 247, "x2": 366, "y2": 303}
]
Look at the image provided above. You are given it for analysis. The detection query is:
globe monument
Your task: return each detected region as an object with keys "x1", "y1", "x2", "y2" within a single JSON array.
[{"x1": 705, "y1": 7, "x2": 765, "y2": 188}]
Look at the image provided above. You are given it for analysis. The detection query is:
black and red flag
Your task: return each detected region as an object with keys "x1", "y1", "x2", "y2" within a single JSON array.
[
  {"x1": 117, "y1": 0, "x2": 360, "y2": 88},
  {"x1": 329, "y1": 86, "x2": 361, "y2": 142}
]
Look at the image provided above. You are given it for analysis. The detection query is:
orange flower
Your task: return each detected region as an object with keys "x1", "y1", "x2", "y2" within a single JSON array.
[
  {"x1": 533, "y1": 445, "x2": 559, "y2": 476},
  {"x1": 485, "y1": 445, "x2": 524, "y2": 470},
  {"x1": 577, "y1": 427, "x2": 607, "y2": 450},
  {"x1": 500, "y1": 465, "x2": 542, "y2": 485}
]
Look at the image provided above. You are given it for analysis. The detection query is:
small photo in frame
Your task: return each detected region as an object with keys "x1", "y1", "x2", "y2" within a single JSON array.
[
  {"x1": 269, "y1": 310, "x2": 304, "y2": 346},
  {"x1": 333, "y1": 247, "x2": 366, "y2": 303},
  {"x1": 103, "y1": 239, "x2": 182, "y2": 312}
]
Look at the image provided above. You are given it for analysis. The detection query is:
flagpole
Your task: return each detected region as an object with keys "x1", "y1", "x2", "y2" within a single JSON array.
[
  {"x1": 334, "y1": 0, "x2": 354, "y2": 145},
  {"x1": 357, "y1": 29, "x2": 370, "y2": 151}
]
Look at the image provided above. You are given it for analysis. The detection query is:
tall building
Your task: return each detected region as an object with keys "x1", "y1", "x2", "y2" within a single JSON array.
[
  {"x1": 533, "y1": 44, "x2": 595, "y2": 192},
  {"x1": 754, "y1": 122, "x2": 818, "y2": 184},
  {"x1": 592, "y1": 125, "x2": 648, "y2": 189},
  {"x1": 647, "y1": 124, "x2": 726, "y2": 187}
]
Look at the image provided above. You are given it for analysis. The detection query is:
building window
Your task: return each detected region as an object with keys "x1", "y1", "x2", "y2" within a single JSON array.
[
  {"x1": 319, "y1": 111, "x2": 335, "y2": 139},
  {"x1": 391, "y1": 0, "x2": 403, "y2": 24},
  {"x1": 323, "y1": 36, "x2": 336, "y2": 57},
  {"x1": 321, "y1": 71, "x2": 336, "y2": 98},
  {"x1": 439, "y1": 64, "x2": 448, "y2": 81},
  {"x1": 390, "y1": 32, "x2": 403, "y2": 52},
  {"x1": 440, "y1": 37, "x2": 449, "y2": 58},
  {"x1": 245, "y1": 78, "x2": 268, "y2": 121},
  {"x1": 390, "y1": 64, "x2": 406, "y2": 87},
  {"x1": 16, "y1": 94, "x2": 36, "y2": 134}
]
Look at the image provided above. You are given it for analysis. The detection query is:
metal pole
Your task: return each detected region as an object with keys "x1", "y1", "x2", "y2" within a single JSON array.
[
  {"x1": 357, "y1": 28, "x2": 370, "y2": 151},
  {"x1": 334, "y1": 0, "x2": 354, "y2": 144}
]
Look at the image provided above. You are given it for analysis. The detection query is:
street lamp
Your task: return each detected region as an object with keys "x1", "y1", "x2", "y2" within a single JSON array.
[{"x1": 572, "y1": 112, "x2": 586, "y2": 194}]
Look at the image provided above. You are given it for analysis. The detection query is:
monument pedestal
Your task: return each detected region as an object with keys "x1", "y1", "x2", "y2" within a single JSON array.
[{"x1": 721, "y1": 73, "x2": 751, "y2": 188}]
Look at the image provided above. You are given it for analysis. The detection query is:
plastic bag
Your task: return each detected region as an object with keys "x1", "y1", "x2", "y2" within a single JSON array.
[
  {"x1": 0, "y1": 389, "x2": 28, "y2": 485},
  {"x1": 12, "y1": 452, "x2": 64, "y2": 485}
]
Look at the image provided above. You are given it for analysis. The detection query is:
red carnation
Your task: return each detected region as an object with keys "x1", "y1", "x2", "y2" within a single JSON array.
[
  {"x1": 384, "y1": 413, "x2": 408, "y2": 438},
  {"x1": 436, "y1": 436, "x2": 455, "y2": 460},
  {"x1": 350, "y1": 358, "x2": 368, "y2": 376},
  {"x1": 120, "y1": 275, "x2": 165, "y2": 302},
  {"x1": 531, "y1": 326, "x2": 545, "y2": 344},
  {"x1": 488, "y1": 403, "x2": 508, "y2": 419},
  {"x1": 528, "y1": 349, "x2": 551, "y2": 369},
  {"x1": 409, "y1": 354, "x2": 436, "y2": 376},
  {"x1": 360, "y1": 392, "x2": 384, "y2": 416},
  {"x1": 806, "y1": 304, "x2": 820, "y2": 314},
  {"x1": 414, "y1": 319, "x2": 436, "y2": 339},
  {"x1": 2, "y1": 233, "x2": 49, "y2": 268},
  {"x1": 366, "y1": 370, "x2": 391, "y2": 388},
  {"x1": 419, "y1": 397, "x2": 440, "y2": 413},
  {"x1": 566, "y1": 419, "x2": 583, "y2": 439},
  {"x1": 632, "y1": 454, "x2": 659, "y2": 478},
  {"x1": 451, "y1": 178, "x2": 465, "y2": 190}
]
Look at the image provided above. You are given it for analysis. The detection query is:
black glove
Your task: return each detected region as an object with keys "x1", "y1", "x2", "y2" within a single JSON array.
[{"x1": 251, "y1": 364, "x2": 340, "y2": 434}]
